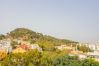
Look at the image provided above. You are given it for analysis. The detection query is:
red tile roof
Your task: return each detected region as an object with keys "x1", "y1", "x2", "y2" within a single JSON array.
[{"x1": 17, "y1": 44, "x2": 30, "y2": 51}]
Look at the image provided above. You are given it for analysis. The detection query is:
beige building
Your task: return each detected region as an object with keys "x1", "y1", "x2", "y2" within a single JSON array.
[
  {"x1": 12, "y1": 47, "x2": 26, "y2": 53},
  {"x1": 56, "y1": 45, "x2": 75, "y2": 51}
]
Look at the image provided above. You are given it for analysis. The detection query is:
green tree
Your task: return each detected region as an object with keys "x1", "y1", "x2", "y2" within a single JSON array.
[
  {"x1": 11, "y1": 41, "x2": 18, "y2": 49},
  {"x1": 0, "y1": 34, "x2": 5, "y2": 40},
  {"x1": 77, "y1": 45, "x2": 91, "y2": 53}
]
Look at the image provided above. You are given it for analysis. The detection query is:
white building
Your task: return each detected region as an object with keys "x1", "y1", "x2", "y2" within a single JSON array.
[
  {"x1": 95, "y1": 44, "x2": 99, "y2": 51},
  {"x1": 0, "y1": 39, "x2": 12, "y2": 53},
  {"x1": 78, "y1": 43, "x2": 98, "y2": 51},
  {"x1": 78, "y1": 54, "x2": 87, "y2": 59},
  {"x1": 88, "y1": 44, "x2": 96, "y2": 51},
  {"x1": 87, "y1": 51, "x2": 99, "y2": 61},
  {"x1": 56, "y1": 45, "x2": 75, "y2": 51},
  {"x1": 30, "y1": 44, "x2": 42, "y2": 52}
]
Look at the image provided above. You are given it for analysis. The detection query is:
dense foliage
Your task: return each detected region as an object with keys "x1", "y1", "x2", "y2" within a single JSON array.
[
  {"x1": 0, "y1": 34, "x2": 5, "y2": 40},
  {"x1": 0, "y1": 49, "x2": 99, "y2": 66},
  {"x1": 77, "y1": 45, "x2": 92, "y2": 52}
]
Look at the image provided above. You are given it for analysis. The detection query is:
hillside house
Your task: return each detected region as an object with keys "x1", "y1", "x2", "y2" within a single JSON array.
[
  {"x1": 56, "y1": 45, "x2": 75, "y2": 51},
  {"x1": 69, "y1": 51, "x2": 87, "y2": 59},
  {"x1": 17, "y1": 44, "x2": 30, "y2": 51},
  {"x1": 0, "y1": 39, "x2": 12, "y2": 53},
  {"x1": 30, "y1": 44, "x2": 42, "y2": 52},
  {"x1": 12, "y1": 47, "x2": 26, "y2": 53}
]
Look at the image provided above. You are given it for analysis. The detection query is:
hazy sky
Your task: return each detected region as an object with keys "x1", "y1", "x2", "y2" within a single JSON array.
[{"x1": 0, "y1": 0, "x2": 99, "y2": 43}]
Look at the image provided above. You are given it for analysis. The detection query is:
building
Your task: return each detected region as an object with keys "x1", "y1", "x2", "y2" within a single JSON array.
[
  {"x1": 12, "y1": 47, "x2": 26, "y2": 53},
  {"x1": 78, "y1": 43, "x2": 89, "y2": 47},
  {"x1": 78, "y1": 43, "x2": 98, "y2": 51},
  {"x1": 88, "y1": 44, "x2": 97, "y2": 51},
  {"x1": 87, "y1": 51, "x2": 99, "y2": 61},
  {"x1": 17, "y1": 43, "x2": 30, "y2": 51},
  {"x1": 30, "y1": 44, "x2": 42, "y2": 52},
  {"x1": 69, "y1": 51, "x2": 87, "y2": 60},
  {"x1": 0, "y1": 39, "x2": 12, "y2": 53},
  {"x1": 12, "y1": 43, "x2": 30, "y2": 53},
  {"x1": 95, "y1": 44, "x2": 99, "y2": 51},
  {"x1": 56, "y1": 45, "x2": 75, "y2": 51}
]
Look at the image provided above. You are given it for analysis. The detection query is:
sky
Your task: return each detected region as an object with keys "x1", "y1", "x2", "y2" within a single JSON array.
[{"x1": 0, "y1": 0, "x2": 99, "y2": 43}]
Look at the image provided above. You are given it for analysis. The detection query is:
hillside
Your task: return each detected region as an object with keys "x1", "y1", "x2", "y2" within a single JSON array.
[{"x1": 0, "y1": 28, "x2": 78, "y2": 46}]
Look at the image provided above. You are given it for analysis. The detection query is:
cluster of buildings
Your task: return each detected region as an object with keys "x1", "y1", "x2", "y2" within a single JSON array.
[
  {"x1": 79, "y1": 43, "x2": 99, "y2": 51},
  {"x1": 1, "y1": 38, "x2": 99, "y2": 61},
  {"x1": 0, "y1": 39, "x2": 12, "y2": 53},
  {"x1": 0, "y1": 39, "x2": 42, "y2": 54},
  {"x1": 56, "y1": 45, "x2": 86, "y2": 59},
  {"x1": 56, "y1": 43, "x2": 99, "y2": 61}
]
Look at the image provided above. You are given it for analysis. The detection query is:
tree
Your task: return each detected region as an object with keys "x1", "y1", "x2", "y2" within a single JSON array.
[
  {"x1": 77, "y1": 45, "x2": 91, "y2": 53},
  {"x1": 0, "y1": 34, "x2": 5, "y2": 40},
  {"x1": 82, "y1": 58, "x2": 99, "y2": 66},
  {"x1": 1, "y1": 50, "x2": 41, "y2": 66},
  {"x1": 0, "y1": 51, "x2": 7, "y2": 60},
  {"x1": 11, "y1": 41, "x2": 18, "y2": 49}
]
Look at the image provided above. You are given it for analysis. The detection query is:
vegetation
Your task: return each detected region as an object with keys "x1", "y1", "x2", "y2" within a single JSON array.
[
  {"x1": 7, "y1": 28, "x2": 78, "y2": 46},
  {"x1": 0, "y1": 51, "x2": 7, "y2": 61},
  {"x1": 0, "y1": 34, "x2": 5, "y2": 40},
  {"x1": 11, "y1": 41, "x2": 18, "y2": 49},
  {"x1": 0, "y1": 28, "x2": 98, "y2": 66},
  {"x1": 6, "y1": 28, "x2": 78, "y2": 51},
  {"x1": 77, "y1": 45, "x2": 91, "y2": 53},
  {"x1": 0, "y1": 49, "x2": 99, "y2": 66}
]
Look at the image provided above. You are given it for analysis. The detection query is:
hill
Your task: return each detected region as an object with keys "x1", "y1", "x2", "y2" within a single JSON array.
[{"x1": 0, "y1": 28, "x2": 78, "y2": 46}]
